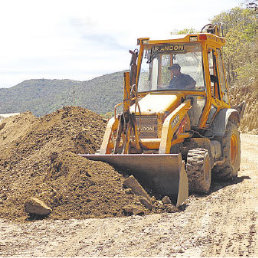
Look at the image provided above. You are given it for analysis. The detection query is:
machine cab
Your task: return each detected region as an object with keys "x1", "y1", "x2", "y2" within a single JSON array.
[
  {"x1": 135, "y1": 34, "x2": 230, "y2": 128},
  {"x1": 138, "y1": 41, "x2": 205, "y2": 92}
]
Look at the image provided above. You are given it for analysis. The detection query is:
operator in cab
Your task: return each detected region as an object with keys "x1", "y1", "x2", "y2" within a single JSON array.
[{"x1": 168, "y1": 64, "x2": 196, "y2": 90}]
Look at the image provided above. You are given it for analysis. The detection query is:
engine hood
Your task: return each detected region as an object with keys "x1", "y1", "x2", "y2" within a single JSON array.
[{"x1": 130, "y1": 93, "x2": 181, "y2": 115}]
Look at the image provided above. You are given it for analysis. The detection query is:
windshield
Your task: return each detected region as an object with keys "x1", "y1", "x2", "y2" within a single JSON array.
[{"x1": 138, "y1": 43, "x2": 205, "y2": 92}]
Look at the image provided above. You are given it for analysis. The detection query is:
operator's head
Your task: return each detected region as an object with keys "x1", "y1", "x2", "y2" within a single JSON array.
[{"x1": 168, "y1": 64, "x2": 181, "y2": 76}]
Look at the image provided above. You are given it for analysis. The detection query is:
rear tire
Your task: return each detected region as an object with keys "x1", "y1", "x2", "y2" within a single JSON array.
[
  {"x1": 213, "y1": 121, "x2": 240, "y2": 180},
  {"x1": 186, "y1": 148, "x2": 211, "y2": 194}
]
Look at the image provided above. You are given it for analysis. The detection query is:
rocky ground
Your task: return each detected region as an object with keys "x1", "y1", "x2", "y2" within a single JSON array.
[{"x1": 0, "y1": 134, "x2": 257, "y2": 257}]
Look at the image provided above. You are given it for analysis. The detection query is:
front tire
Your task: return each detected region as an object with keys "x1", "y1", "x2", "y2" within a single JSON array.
[{"x1": 186, "y1": 148, "x2": 211, "y2": 194}]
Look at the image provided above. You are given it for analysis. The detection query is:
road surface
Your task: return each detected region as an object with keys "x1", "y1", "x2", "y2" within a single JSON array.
[{"x1": 0, "y1": 134, "x2": 257, "y2": 257}]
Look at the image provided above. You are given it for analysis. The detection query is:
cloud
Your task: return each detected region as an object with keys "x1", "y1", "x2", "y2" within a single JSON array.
[{"x1": 68, "y1": 17, "x2": 128, "y2": 51}]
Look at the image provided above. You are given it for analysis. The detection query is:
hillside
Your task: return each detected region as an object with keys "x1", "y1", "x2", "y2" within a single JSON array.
[
  {"x1": 0, "y1": 71, "x2": 125, "y2": 116},
  {"x1": 1, "y1": 72, "x2": 257, "y2": 133}
]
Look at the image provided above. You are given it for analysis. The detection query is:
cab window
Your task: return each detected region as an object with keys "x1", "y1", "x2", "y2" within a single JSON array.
[
  {"x1": 207, "y1": 49, "x2": 220, "y2": 99},
  {"x1": 138, "y1": 43, "x2": 205, "y2": 92},
  {"x1": 217, "y1": 49, "x2": 229, "y2": 104}
]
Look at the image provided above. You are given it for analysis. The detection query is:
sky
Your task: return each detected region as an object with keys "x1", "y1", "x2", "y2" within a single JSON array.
[{"x1": 0, "y1": 0, "x2": 243, "y2": 88}]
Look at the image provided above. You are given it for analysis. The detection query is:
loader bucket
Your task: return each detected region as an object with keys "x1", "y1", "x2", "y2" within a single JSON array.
[{"x1": 79, "y1": 153, "x2": 188, "y2": 207}]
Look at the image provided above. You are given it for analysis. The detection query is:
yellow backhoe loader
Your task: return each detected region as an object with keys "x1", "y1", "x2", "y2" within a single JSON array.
[{"x1": 80, "y1": 24, "x2": 243, "y2": 206}]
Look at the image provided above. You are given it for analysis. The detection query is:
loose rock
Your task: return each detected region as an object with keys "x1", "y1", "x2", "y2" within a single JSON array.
[
  {"x1": 24, "y1": 197, "x2": 52, "y2": 216},
  {"x1": 139, "y1": 197, "x2": 152, "y2": 210},
  {"x1": 123, "y1": 175, "x2": 150, "y2": 200},
  {"x1": 164, "y1": 204, "x2": 178, "y2": 213},
  {"x1": 162, "y1": 196, "x2": 172, "y2": 205},
  {"x1": 122, "y1": 205, "x2": 145, "y2": 216}
]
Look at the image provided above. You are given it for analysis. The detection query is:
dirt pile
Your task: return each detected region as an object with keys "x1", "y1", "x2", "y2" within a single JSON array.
[
  {"x1": 0, "y1": 107, "x2": 176, "y2": 221},
  {"x1": 230, "y1": 84, "x2": 258, "y2": 134}
]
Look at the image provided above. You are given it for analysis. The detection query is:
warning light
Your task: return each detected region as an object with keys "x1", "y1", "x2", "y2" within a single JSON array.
[{"x1": 199, "y1": 34, "x2": 207, "y2": 40}]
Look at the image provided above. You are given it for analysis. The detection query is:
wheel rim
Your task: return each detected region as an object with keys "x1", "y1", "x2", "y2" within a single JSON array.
[{"x1": 230, "y1": 133, "x2": 238, "y2": 165}]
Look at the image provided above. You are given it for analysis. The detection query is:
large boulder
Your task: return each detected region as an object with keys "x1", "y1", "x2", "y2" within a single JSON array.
[
  {"x1": 24, "y1": 197, "x2": 52, "y2": 216},
  {"x1": 123, "y1": 175, "x2": 150, "y2": 200}
]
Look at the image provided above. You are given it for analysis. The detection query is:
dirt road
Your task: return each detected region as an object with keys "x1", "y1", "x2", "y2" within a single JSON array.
[{"x1": 0, "y1": 134, "x2": 257, "y2": 257}]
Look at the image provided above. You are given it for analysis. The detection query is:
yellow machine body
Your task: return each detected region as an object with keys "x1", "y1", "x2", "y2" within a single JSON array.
[{"x1": 81, "y1": 25, "x2": 242, "y2": 206}]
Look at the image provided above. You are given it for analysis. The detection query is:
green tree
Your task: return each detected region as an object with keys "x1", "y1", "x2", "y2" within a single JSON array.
[{"x1": 211, "y1": 7, "x2": 257, "y2": 85}]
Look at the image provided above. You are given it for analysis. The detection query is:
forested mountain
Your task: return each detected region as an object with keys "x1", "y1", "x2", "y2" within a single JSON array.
[{"x1": 0, "y1": 72, "x2": 125, "y2": 116}]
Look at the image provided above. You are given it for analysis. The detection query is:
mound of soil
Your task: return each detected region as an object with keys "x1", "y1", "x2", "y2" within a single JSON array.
[
  {"x1": 0, "y1": 107, "x2": 132, "y2": 220},
  {"x1": 0, "y1": 107, "x2": 175, "y2": 221}
]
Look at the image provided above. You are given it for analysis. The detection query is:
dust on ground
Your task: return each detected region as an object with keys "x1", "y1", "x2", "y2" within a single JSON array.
[{"x1": 0, "y1": 134, "x2": 257, "y2": 257}]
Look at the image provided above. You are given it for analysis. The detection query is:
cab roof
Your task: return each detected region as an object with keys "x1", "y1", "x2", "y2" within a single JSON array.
[{"x1": 137, "y1": 33, "x2": 226, "y2": 46}]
